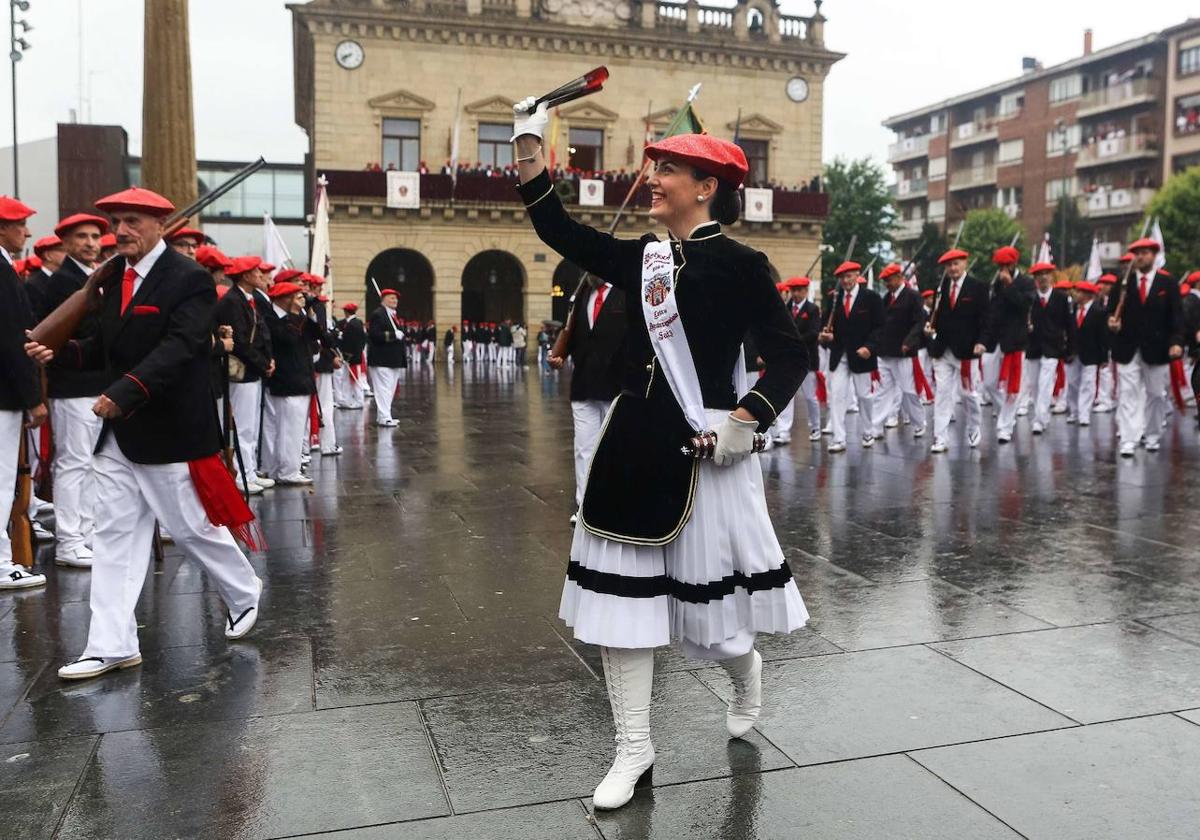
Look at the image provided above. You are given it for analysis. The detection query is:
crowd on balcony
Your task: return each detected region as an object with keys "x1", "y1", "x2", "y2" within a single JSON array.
[{"x1": 1175, "y1": 96, "x2": 1200, "y2": 136}]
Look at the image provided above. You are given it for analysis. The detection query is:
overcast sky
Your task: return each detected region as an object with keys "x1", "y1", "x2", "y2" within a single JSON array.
[{"x1": 4, "y1": 0, "x2": 1195, "y2": 173}]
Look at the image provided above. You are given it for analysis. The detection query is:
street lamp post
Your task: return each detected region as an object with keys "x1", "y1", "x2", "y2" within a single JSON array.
[{"x1": 8, "y1": 0, "x2": 31, "y2": 199}]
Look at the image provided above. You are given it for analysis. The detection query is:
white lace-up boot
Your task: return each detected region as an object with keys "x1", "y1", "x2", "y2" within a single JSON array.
[
  {"x1": 720, "y1": 648, "x2": 763, "y2": 738},
  {"x1": 592, "y1": 646, "x2": 655, "y2": 810}
]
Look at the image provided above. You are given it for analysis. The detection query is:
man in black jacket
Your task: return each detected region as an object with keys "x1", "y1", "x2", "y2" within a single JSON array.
[
  {"x1": 1184, "y1": 272, "x2": 1200, "y2": 428},
  {"x1": 1025, "y1": 263, "x2": 1074, "y2": 434},
  {"x1": 367, "y1": 289, "x2": 407, "y2": 426},
  {"x1": 772, "y1": 276, "x2": 822, "y2": 443},
  {"x1": 927, "y1": 249, "x2": 989, "y2": 453},
  {"x1": 549, "y1": 276, "x2": 626, "y2": 518},
  {"x1": 980, "y1": 248, "x2": 1036, "y2": 443},
  {"x1": 263, "y1": 280, "x2": 321, "y2": 483},
  {"x1": 335, "y1": 303, "x2": 367, "y2": 408},
  {"x1": 215, "y1": 256, "x2": 275, "y2": 492},
  {"x1": 1065, "y1": 281, "x2": 1108, "y2": 426},
  {"x1": 875, "y1": 263, "x2": 927, "y2": 439},
  {"x1": 1109, "y1": 239, "x2": 1185, "y2": 456},
  {"x1": 302, "y1": 273, "x2": 342, "y2": 456},
  {"x1": 32, "y1": 187, "x2": 261, "y2": 679},
  {"x1": 38, "y1": 213, "x2": 112, "y2": 567},
  {"x1": 0, "y1": 196, "x2": 49, "y2": 592},
  {"x1": 818, "y1": 260, "x2": 884, "y2": 452},
  {"x1": 444, "y1": 324, "x2": 457, "y2": 365}
]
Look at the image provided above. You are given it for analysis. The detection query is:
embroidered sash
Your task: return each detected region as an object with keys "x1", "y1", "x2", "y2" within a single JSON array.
[{"x1": 641, "y1": 240, "x2": 708, "y2": 432}]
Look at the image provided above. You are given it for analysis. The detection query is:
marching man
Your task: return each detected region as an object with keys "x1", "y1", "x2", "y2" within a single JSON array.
[
  {"x1": 980, "y1": 246, "x2": 1035, "y2": 444},
  {"x1": 818, "y1": 260, "x2": 884, "y2": 453},
  {"x1": 875, "y1": 263, "x2": 927, "y2": 439},
  {"x1": 926, "y1": 248, "x2": 988, "y2": 453},
  {"x1": 367, "y1": 289, "x2": 407, "y2": 426},
  {"x1": 334, "y1": 302, "x2": 367, "y2": 409},
  {"x1": 26, "y1": 187, "x2": 262, "y2": 678},
  {"x1": 1066, "y1": 281, "x2": 1108, "y2": 426}
]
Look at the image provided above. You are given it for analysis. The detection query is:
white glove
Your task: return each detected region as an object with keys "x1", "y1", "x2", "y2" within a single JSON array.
[
  {"x1": 511, "y1": 97, "x2": 549, "y2": 143},
  {"x1": 712, "y1": 413, "x2": 758, "y2": 467}
]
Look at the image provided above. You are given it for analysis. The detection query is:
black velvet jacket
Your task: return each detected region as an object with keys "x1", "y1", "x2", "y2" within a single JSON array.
[
  {"x1": 927, "y1": 273, "x2": 989, "y2": 360},
  {"x1": 0, "y1": 258, "x2": 39, "y2": 412},
  {"x1": 1074, "y1": 300, "x2": 1110, "y2": 367},
  {"x1": 41, "y1": 258, "x2": 110, "y2": 399},
  {"x1": 567, "y1": 284, "x2": 627, "y2": 403},
  {"x1": 827, "y1": 286, "x2": 884, "y2": 373},
  {"x1": 518, "y1": 169, "x2": 806, "y2": 545},
  {"x1": 366, "y1": 307, "x2": 408, "y2": 369},
  {"x1": 982, "y1": 274, "x2": 1036, "y2": 355},
  {"x1": 213, "y1": 286, "x2": 272, "y2": 382},
  {"x1": 1107, "y1": 271, "x2": 1185, "y2": 366},
  {"x1": 878, "y1": 285, "x2": 926, "y2": 359},
  {"x1": 337, "y1": 316, "x2": 367, "y2": 365}
]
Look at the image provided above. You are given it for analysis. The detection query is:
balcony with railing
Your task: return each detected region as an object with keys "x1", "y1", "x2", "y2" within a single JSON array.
[
  {"x1": 1075, "y1": 133, "x2": 1159, "y2": 168},
  {"x1": 1077, "y1": 186, "x2": 1156, "y2": 218},
  {"x1": 893, "y1": 217, "x2": 925, "y2": 240},
  {"x1": 1076, "y1": 77, "x2": 1157, "y2": 118},
  {"x1": 890, "y1": 177, "x2": 928, "y2": 199},
  {"x1": 887, "y1": 134, "x2": 931, "y2": 163},
  {"x1": 948, "y1": 165, "x2": 997, "y2": 191},
  {"x1": 949, "y1": 118, "x2": 1000, "y2": 149},
  {"x1": 321, "y1": 170, "x2": 830, "y2": 218}
]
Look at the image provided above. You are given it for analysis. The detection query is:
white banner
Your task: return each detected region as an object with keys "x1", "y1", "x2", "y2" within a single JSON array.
[
  {"x1": 579, "y1": 178, "x2": 605, "y2": 207},
  {"x1": 743, "y1": 187, "x2": 773, "y2": 222},
  {"x1": 263, "y1": 213, "x2": 293, "y2": 278},
  {"x1": 386, "y1": 171, "x2": 421, "y2": 209},
  {"x1": 310, "y1": 177, "x2": 333, "y2": 300}
]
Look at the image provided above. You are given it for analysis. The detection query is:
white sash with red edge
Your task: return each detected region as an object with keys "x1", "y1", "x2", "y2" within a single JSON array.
[{"x1": 640, "y1": 240, "x2": 748, "y2": 433}]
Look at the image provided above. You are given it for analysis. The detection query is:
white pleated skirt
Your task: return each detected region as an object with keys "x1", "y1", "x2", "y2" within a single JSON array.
[{"x1": 560, "y1": 409, "x2": 809, "y2": 649}]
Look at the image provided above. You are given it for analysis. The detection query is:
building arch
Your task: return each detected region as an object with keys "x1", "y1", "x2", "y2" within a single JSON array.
[
  {"x1": 364, "y1": 248, "x2": 435, "y2": 320},
  {"x1": 461, "y1": 250, "x2": 525, "y2": 324}
]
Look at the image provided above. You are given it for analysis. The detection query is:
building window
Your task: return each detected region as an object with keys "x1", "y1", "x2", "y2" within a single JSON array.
[
  {"x1": 927, "y1": 198, "x2": 946, "y2": 220},
  {"x1": 1045, "y1": 176, "x2": 1077, "y2": 204},
  {"x1": 998, "y1": 91, "x2": 1024, "y2": 118},
  {"x1": 928, "y1": 156, "x2": 947, "y2": 180},
  {"x1": 568, "y1": 127, "x2": 603, "y2": 171},
  {"x1": 1179, "y1": 43, "x2": 1200, "y2": 77},
  {"x1": 736, "y1": 138, "x2": 769, "y2": 185},
  {"x1": 1049, "y1": 74, "x2": 1083, "y2": 103},
  {"x1": 1046, "y1": 124, "x2": 1081, "y2": 155},
  {"x1": 996, "y1": 187, "x2": 1022, "y2": 217},
  {"x1": 1174, "y1": 92, "x2": 1200, "y2": 136},
  {"x1": 930, "y1": 113, "x2": 946, "y2": 135},
  {"x1": 998, "y1": 139, "x2": 1024, "y2": 164},
  {"x1": 1173, "y1": 151, "x2": 1200, "y2": 173},
  {"x1": 477, "y1": 123, "x2": 513, "y2": 168},
  {"x1": 382, "y1": 118, "x2": 420, "y2": 171}
]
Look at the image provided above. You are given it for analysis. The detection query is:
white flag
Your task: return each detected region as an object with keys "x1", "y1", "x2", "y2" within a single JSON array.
[
  {"x1": 579, "y1": 178, "x2": 604, "y2": 206},
  {"x1": 310, "y1": 176, "x2": 334, "y2": 300},
  {"x1": 1037, "y1": 232, "x2": 1053, "y2": 265},
  {"x1": 386, "y1": 171, "x2": 421, "y2": 209},
  {"x1": 263, "y1": 213, "x2": 293, "y2": 279},
  {"x1": 1084, "y1": 237, "x2": 1102, "y2": 281},
  {"x1": 743, "y1": 187, "x2": 773, "y2": 222},
  {"x1": 449, "y1": 88, "x2": 463, "y2": 187},
  {"x1": 1149, "y1": 217, "x2": 1166, "y2": 272}
]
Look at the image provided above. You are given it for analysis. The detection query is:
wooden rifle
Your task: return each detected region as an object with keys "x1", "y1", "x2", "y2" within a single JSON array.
[
  {"x1": 11, "y1": 428, "x2": 34, "y2": 567},
  {"x1": 1109, "y1": 216, "x2": 1153, "y2": 333},
  {"x1": 30, "y1": 158, "x2": 267, "y2": 354},
  {"x1": 899, "y1": 237, "x2": 930, "y2": 280}
]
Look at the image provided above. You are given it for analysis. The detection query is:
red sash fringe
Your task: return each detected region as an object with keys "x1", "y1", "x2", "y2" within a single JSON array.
[
  {"x1": 1052, "y1": 360, "x2": 1066, "y2": 398},
  {"x1": 959, "y1": 359, "x2": 973, "y2": 390},
  {"x1": 188, "y1": 454, "x2": 264, "y2": 550},
  {"x1": 35, "y1": 416, "x2": 53, "y2": 487},
  {"x1": 912, "y1": 357, "x2": 933, "y2": 400},
  {"x1": 815, "y1": 372, "x2": 828, "y2": 404},
  {"x1": 309, "y1": 394, "x2": 320, "y2": 446},
  {"x1": 1169, "y1": 358, "x2": 1188, "y2": 410},
  {"x1": 998, "y1": 351, "x2": 1023, "y2": 400}
]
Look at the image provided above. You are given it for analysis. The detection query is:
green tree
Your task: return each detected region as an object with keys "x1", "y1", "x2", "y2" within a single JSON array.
[
  {"x1": 958, "y1": 208, "x2": 1026, "y2": 273},
  {"x1": 1047, "y1": 196, "x2": 1091, "y2": 268},
  {"x1": 820, "y1": 157, "x2": 897, "y2": 295},
  {"x1": 911, "y1": 221, "x2": 947, "y2": 292},
  {"x1": 1139, "y1": 166, "x2": 1200, "y2": 276}
]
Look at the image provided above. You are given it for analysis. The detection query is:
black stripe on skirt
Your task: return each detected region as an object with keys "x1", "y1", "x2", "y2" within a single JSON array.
[{"x1": 566, "y1": 559, "x2": 794, "y2": 604}]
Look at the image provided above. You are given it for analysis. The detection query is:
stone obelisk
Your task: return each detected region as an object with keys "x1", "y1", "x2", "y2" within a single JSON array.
[{"x1": 141, "y1": 0, "x2": 197, "y2": 210}]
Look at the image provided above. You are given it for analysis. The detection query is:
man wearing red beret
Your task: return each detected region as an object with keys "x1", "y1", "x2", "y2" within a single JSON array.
[
  {"x1": 367, "y1": 289, "x2": 407, "y2": 426},
  {"x1": 978, "y1": 246, "x2": 1033, "y2": 443},
  {"x1": 0, "y1": 196, "x2": 49, "y2": 591},
  {"x1": 926, "y1": 249, "x2": 989, "y2": 452},
  {"x1": 169, "y1": 227, "x2": 205, "y2": 261},
  {"x1": 1025, "y1": 263, "x2": 1074, "y2": 435},
  {"x1": 25, "y1": 235, "x2": 65, "y2": 317},
  {"x1": 25, "y1": 187, "x2": 262, "y2": 679},
  {"x1": 1066, "y1": 282, "x2": 1108, "y2": 425},
  {"x1": 1108, "y1": 239, "x2": 1185, "y2": 456},
  {"x1": 875, "y1": 263, "x2": 928, "y2": 439},
  {"x1": 334, "y1": 302, "x2": 367, "y2": 409},
  {"x1": 263, "y1": 281, "x2": 322, "y2": 483},
  {"x1": 818, "y1": 260, "x2": 884, "y2": 452},
  {"x1": 774, "y1": 277, "x2": 822, "y2": 443}
]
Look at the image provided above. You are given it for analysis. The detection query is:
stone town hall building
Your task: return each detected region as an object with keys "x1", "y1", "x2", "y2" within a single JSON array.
[{"x1": 288, "y1": 0, "x2": 842, "y2": 325}]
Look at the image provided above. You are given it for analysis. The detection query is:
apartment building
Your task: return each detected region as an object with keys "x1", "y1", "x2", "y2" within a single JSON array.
[{"x1": 1163, "y1": 19, "x2": 1200, "y2": 177}]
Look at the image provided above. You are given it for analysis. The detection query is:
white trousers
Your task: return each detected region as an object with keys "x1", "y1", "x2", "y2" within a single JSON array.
[
  {"x1": 0, "y1": 410, "x2": 23, "y2": 573},
  {"x1": 83, "y1": 439, "x2": 258, "y2": 659},
  {"x1": 877, "y1": 357, "x2": 924, "y2": 429},
  {"x1": 1097, "y1": 362, "x2": 1117, "y2": 410},
  {"x1": 315, "y1": 373, "x2": 337, "y2": 453},
  {"x1": 798, "y1": 374, "x2": 821, "y2": 432},
  {"x1": 932, "y1": 352, "x2": 980, "y2": 442},
  {"x1": 370, "y1": 366, "x2": 399, "y2": 423},
  {"x1": 228, "y1": 381, "x2": 261, "y2": 479},
  {"x1": 1067, "y1": 361, "x2": 1098, "y2": 421},
  {"x1": 829, "y1": 364, "x2": 878, "y2": 445},
  {"x1": 774, "y1": 397, "x2": 795, "y2": 440},
  {"x1": 1024, "y1": 358, "x2": 1059, "y2": 428},
  {"x1": 267, "y1": 394, "x2": 309, "y2": 480},
  {"x1": 979, "y1": 350, "x2": 1001, "y2": 406},
  {"x1": 1117, "y1": 353, "x2": 1169, "y2": 447},
  {"x1": 446, "y1": 345, "x2": 455, "y2": 365},
  {"x1": 333, "y1": 363, "x2": 364, "y2": 408},
  {"x1": 259, "y1": 390, "x2": 277, "y2": 477},
  {"x1": 463, "y1": 340, "x2": 474, "y2": 362},
  {"x1": 49, "y1": 398, "x2": 103, "y2": 555},
  {"x1": 571, "y1": 400, "x2": 609, "y2": 509}
]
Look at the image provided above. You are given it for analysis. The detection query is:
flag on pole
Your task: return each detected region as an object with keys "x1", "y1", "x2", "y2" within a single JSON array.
[
  {"x1": 263, "y1": 213, "x2": 294, "y2": 279},
  {"x1": 1036, "y1": 232, "x2": 1053, "y2": 265},
  {"x1": 449, "y1": 88, "x2": 463, "y2": 188},
  {"x1": 310, "y1": 175, "x2": 334, "y2": 301},
  {"x1": 1084, "y1": 237, "x2": 1102, "y2": 281},
  {"x1": 548, "y1": 107, "x2": 561, "y2": 170},
  {"x1": 1149, "y1": 217, "x2": 1166, "y2": 272}
]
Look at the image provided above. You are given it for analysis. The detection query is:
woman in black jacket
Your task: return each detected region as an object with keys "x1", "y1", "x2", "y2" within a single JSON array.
[
  {"x1": 263, "y1": 281, "x2": 320, "y2": 485},
  {"x1": 512, "y1": 98, "x2": 808, "y2": 810}
]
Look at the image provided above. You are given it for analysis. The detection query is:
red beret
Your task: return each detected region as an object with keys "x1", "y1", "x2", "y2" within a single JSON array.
[
  {"x1": 1075, "y1": 281, "x2": 1099, "y2": 294},
  {"x1": 302, "y1": 273, "x2": 325, "y2": 286},
  {"x1": 1182, "y1": 283, "x2": 1192, "y2": 295},
  {"x1": 274, "y1": 268, "x2": 304, "y2": 284},
  {"x1": 33, "y1": 235, "x2": 62, "y2": 256},
  {"x1": 833, "y1": 260, "x2": 861, "y2": 276},
  {"x1": 1127, "y1": 238, "x2": 1159, "y2": 253},
  {"x1": 921, "y1": 289, "x2": 935, "y2": 298},
  {"x1": 0, "y1": 196, "x2": 35, "y2": 222},
  {"x1": 878, "y1": 263, "x2": 902, "y2": 280},
  {"x1": 785, "y1": 276, "x2": 811, "y2": 288},
  {"x1": 54, "y1": 213, "x2": 109, "y2": 237},
  {"x1": 195, "y1": 245, "x2": 233, "y2": 270},
  {"x1": 937, "y1": 249, "x2": 968, "y2": 264},
  {"x1": 95, "y1": 186, "x2": 175, "y2": 217},
  {"x1": 1118, "y1": 252, "x2": 1133, "y2": 263},
  {"x1": 379, "y1": 288, "x2": 399, "y2": 297},
  {"x1": 225, "y1": 255, "x2": 263, "y2": 277},
  {"x1": 267, "y1": 281, "x2": 303, "y2": 299},
  {"x1": 12, "y1": 258, "x2": 25, "y2": 275},
  {"x1": 1097, "y1": 273, "x2": 1118, "y2": 284},
  {"x1": 169, "y1": 227, "x2": 204, "y2": 244},
  {"x1": 25, "y1": 255, "x2": 41, "y2": 271},
  {"x1": 992, "y1": 246, "x2": 1019, "y2": 266},
  {"x1": 342, "y1": 302, "x2": 359, "y2": 312},
  {"x1": 99, "y1": 233, "x2": 117, "y2": 248},
  {"x1": 1053, "y1": 279, "x2": 1073, "y2": 290},
  {"x1": 1029, "y1": 262, "x2": 1056, "y2": 274},
  {"x1": 643, "y1": 134, "x2": 749, "y2": 188},
  {"x1": 258, "y1": 262, "x2": 276, "y2": 274},
  {"x1": 775, "y1": 281, "x2": 788, "y2": 292},
  {"x1": 1187, "y1": 271, "x2": 1200, "y2": 284}
]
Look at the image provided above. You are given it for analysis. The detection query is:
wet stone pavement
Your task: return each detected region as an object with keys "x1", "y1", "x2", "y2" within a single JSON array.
[{"x1": 3, "y1": 366, "x2": 1200, "y2": 839}]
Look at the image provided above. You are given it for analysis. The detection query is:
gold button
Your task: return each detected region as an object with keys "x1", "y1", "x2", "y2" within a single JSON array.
[{"x1": 645, "y1": 364, "x2": 653, "y2": 372}]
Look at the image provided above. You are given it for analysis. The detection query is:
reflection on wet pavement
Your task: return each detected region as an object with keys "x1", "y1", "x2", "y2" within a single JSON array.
[{"x1": 2, "y1": 367, "x2": 1199, "y2": 839}]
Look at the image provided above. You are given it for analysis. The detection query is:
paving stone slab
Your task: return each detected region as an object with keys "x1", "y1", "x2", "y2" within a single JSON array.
[
  {"x1": 0, "y1": 734, "x2": 97, "y2": 839},
  {"x1": 298, "y1": 800, "x2": 599, "y2": 840}
]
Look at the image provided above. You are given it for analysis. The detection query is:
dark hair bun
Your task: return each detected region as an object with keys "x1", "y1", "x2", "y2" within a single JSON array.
[{"x1": 711, "y1": 180, "x2": 740, "y2": 226}]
